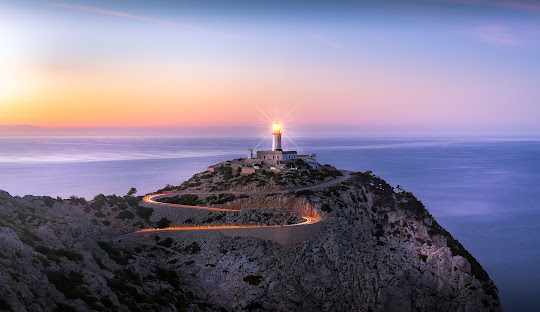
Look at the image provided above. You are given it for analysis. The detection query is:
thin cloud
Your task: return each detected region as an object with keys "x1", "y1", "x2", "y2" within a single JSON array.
[
  {"x1": 497, "y1": 1, "x2": 540, "y2": 12},
  {"x1": 437, "y1": 0, "x2": 540, "y2": 45},
  {"x1": 473, "y1": 24, "x2": 523, "y2": 45},
  {"x1": 49, "y1": 2, "x2": 247, "y2": 40},
  {"x1": 439, "y1": 0, "x2": 540, "y2": 12}
]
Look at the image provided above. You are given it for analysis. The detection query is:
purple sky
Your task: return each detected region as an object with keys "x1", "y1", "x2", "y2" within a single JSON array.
[{"x1": 1, "y1": 0, "x2": 540, "y2": 136}]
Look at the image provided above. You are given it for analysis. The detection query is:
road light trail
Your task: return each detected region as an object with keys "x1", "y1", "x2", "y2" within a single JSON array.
[
  {"x1": 116, "y1": 172, "x2": 349, "y2": 239},
  {"x1": 136, "y1": 216, "x2": 316, "y2": 233},
  {"x1": 138, "y1": 194, "x2": 318, "y2": 232}
]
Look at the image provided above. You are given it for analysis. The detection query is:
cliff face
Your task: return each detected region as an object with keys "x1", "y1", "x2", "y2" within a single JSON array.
[
  {"x1": 137, "y1": 170, "x2": 501, "y2": 312},
  {"x1": 0, "y1": 165, "x2": 501, "y2": 312},
  {"x1": 0, "y1": 190, "x2": 203, "y2": 312}
]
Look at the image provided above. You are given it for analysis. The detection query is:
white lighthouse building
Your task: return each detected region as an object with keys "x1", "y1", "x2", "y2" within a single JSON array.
[
  {"x1": 255, "y1": 122, "x2": 297, "y2": 163},
  {"x1": 272, "y1": 122, "x2": 282, "y2": 151}
]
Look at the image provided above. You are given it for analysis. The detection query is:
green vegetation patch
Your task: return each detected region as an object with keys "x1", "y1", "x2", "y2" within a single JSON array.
[
  {"x1": 69, "y1": 196, "x2": 87, "y2": 206},
  {"x1": 397, "y1": 192, "x2": 430, "y2": 218},
  {"x1": 106, "y1": 195, "x2": 119, "y2": 207},
  {"x1": 206, "y1": 194, "x2": 235, "y2": 205},
  {"x1": 126, "y1": 187, "x2": 137, "y2": 197},
  {"x1": 124, "y1": 196, "x2": 139, "y2": 208},
  {"x1": 157, "y1": 237, "x2": 174, "y2": 248},
  {"x1": 295, "y1": 190, "x2": 315, "y2": 197},
  {"x1": 52, "y1": 303, "x2": 77, "y2": 312},
  {"x1": 97, "y1": 241, "x2": 128, "y2": 265},
  {"x1": 234, "y1": 175, "x2": 255, "y2": 186},
  {"x1": 46, "y1": 271, "x2": 89, "y2": 299},
  {"x1": 156, "y1": 218, "x2": 171, "y2": 229},
  {"x1": 0, "y1": 296, "x2": 12, "y2": 312},
  {"x1": 18, "y1": 228, "x2": 40, "y2": 247},
  {"x1": 114, "y1": 268, "x2": 141, "y2": 286},
  {"x1": 157, "y1": 194, "x2": 201, "y2": 206},
  {"x1": 115, "y1": 211, "x2": 134, "y2": 220},
  {"x1": 42, "y1": 196, "x2": 56, "y2": 207},
  {"x1": 323, "y1": 184, "x2": 349, "y2": 197},
  {"x1": 106, "y1": 271, "x2": 153, "y2": 310},
  {"x1": 155, "y1": 267, "x2": 180, "y2": 290},
  {"x1": 200, "y1": 173, "x2": 214, "y2": 179},
  {"x1": 35, "y1": 245, "x2": 83, "y2": 262},
  {"x1": 94, "y1": 256, "x2": 110, "y2": 271},
  {"x1": 90, "y1": 194, "x2": 107, "y2": 210},
  {"x1": 351, "y1": 171, "x2": 395, "y2": 208},
  {"x1": 321, "y1": 166, "x2": 343, "y2": 177},
  {"x1": 158, "y1": 184, "x2": 175, "y2": 192},
  {"x1": 136, "y1": 206, "x2": 153, "y2": 220},
  {"x1": 243, "y1": 275, "x2": 262, "y2": 286},
  {"x1": 218, "y1": 165, "x2": 233, "y2": 180},
  {"x1": 321, "y1": 203, "x2": 332, "y2": 212}
]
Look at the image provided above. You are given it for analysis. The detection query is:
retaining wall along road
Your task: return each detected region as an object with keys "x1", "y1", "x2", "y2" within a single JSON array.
[
  {"x1": 216, "y1": 220, "x2": 321, "y2": 246},
  {"x1": 138, "y1": 194, "x2": 322, "y2": 246}
]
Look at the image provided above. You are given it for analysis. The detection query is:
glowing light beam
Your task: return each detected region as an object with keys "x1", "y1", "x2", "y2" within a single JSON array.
[{"x1": 283, "y1": 133, "x2": 303, "y2": 153}]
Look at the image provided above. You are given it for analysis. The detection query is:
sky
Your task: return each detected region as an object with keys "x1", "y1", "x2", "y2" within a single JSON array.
[{"x1": 1, "y1": 0, "x2": 540, "y2": 136}]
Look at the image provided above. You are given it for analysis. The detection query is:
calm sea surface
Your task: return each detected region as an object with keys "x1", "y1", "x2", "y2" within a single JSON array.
[{"x1": 1, "y1": 136, "x2": 539, "y2": 311}]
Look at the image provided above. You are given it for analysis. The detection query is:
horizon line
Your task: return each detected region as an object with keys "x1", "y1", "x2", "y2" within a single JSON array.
[{"x1": 1, "y1": 125, "x2": 539, "y2": 137}]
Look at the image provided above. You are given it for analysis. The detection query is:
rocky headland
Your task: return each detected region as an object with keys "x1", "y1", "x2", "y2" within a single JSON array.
[{"x1": 0, "y1": 159, "x2": 501, "y2": 311}]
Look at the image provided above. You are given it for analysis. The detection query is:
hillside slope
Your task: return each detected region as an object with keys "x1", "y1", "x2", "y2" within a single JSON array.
[{"x1": 0, "y1": 162, "x2": 501, "y2": 311}]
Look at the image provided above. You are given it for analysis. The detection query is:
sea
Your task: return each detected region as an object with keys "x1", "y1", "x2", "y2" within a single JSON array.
[{"x1": 0, "y1": 136, "x2": 539, "y2": 311}]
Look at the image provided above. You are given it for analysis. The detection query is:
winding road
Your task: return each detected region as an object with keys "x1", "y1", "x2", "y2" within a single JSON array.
[{"x1": 113, "y1": 170, "x2": 350, "y2": 242}]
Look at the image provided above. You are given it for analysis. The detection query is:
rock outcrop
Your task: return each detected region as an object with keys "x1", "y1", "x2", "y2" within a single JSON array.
[{"x1": 0, "y1": 162, "x2": 502, "y2": 311}]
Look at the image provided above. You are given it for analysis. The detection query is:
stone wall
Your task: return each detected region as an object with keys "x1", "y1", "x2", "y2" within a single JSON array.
[
  {"x1": 217, "y1": 220, "x2": 321, "y2": 246},
  {"x1": 217, "y1": 195, "x2": 321, "y2": 219}
]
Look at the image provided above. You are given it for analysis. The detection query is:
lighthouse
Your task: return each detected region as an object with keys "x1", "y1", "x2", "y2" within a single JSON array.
[
  {"x1": 255, "y1": 121, "x2": 297, "y2": 163},
  {"x1": 242, "y1": 119, "x2": 320, "y2": 171},
  {"x1": 272, "y1": 122, "x2": 282, "y2": 151}
]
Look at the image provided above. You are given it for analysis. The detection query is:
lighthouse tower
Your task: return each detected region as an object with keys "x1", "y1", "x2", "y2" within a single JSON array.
[
  {"x1": 272, "y1": 122, "x2": 282, "y2": 151},
  {"x1": 255, "y1": 121, "x2": 297, "y2": 164}
]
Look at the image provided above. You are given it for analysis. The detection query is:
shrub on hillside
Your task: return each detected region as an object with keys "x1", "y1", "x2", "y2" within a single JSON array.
[
  {"x1": 321, "y1": 203, "x2": 332, "y2": 212},
  {"x1": 0, "y1": 297, "x2": 12, "y2": 312},
  {"x1": 46, "y1": 271, "x2": 89, "y2": 299},
  {"x1": 136, "y1": 206, "x2": 153, "y2": 221},
  {"x1": 116, "y1": 211, "x2": 134, "y2": 220},
  {"x1": 97, "y1": 241, "x2": 128, "y2": 265},
  {"x1": 156, "y1": 218, "x2": 171, "y2": 229},
  {"x1": 157, "y1": 237, "x2": 174, "y2": 248},
  {"x1": 243, "y1": 275, "x2": 262, "y2": 286},
  {"x1": 42, "y1": 196, "x2": 55, "y2": 207}
]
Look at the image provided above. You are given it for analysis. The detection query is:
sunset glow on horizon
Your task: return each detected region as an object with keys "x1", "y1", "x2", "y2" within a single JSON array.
[{"x1": 2, "y1": 0, "x2": 540, "y2": 135}]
